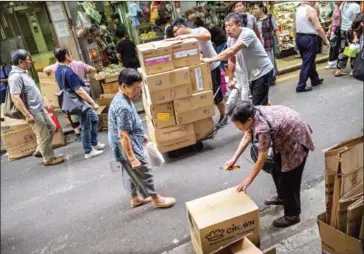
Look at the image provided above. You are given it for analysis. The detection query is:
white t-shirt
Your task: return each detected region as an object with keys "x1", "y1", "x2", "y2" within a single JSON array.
[
  {"x1": 340, "y1": 2, "x2": 360, "y2": 31},
  {"x1": 191, "y1": 27, "x2": 220, "y2": 71},
  {"x1": 236, "y1": 28, "x2": 273, "y2": 81}
]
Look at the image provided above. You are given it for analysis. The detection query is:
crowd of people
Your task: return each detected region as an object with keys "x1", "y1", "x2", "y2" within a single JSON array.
[{"x1": 2, "y1": 1, "x2": 363, "y2": 228}]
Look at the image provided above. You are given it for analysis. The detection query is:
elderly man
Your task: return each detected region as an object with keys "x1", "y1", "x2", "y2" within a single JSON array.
[
  {"x1": 202, "y1": 13, "x2": 274, "y2": 106},
  {"x1": 172, "y1": 18, "x2": 228, "y2": 126},
  {"x1": 294, "y1": 2, "x2": 329, "y2": 92},
  {"x1": 8, "y1": 49, "x2": 64, "y2": 166}
]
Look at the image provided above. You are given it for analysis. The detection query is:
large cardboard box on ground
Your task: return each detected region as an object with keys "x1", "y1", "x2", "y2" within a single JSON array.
[
  {"x1": 215, "y1": 237, "x2": 265, "y2": 254},
  {"x1": 323, "y1": 136, "x2": 364, "y2": 223},
  {"x1": 169, "y1": 38, "x2": 200, "y2": 68},
  {"x1": 102, "y1": 81, "x2": 118, "y2": 94},
  {"x1": 142, "y1": 93, "x2": 176, "y2": 129},
  {"x1": 174, "y1": 90, "x2": 215, "y2": 125},
  {"x1": 194, "y1": 117, "x2": 214, "y2": 141},
  {"x1": 146, "y1": 119, "x2": 196, "y2": 153},
  {"x1": 186, "y1": 188, "x2": 260, "y2": 254},
  {"x1": 137, "y1": 41, "x2": 174, "y2": 75},
  {"x1": 189, "y1": 63, "x2": 213, "y2": 94},
  {"x1": 38, "y1": 72, "x2": 60, "y2": 108},
  {"x1": 317, "y1": 212, "x2": 363, "y2": 254},
  {"x1": 1, "y1": 119, "x2": 37, "y2": 161}
]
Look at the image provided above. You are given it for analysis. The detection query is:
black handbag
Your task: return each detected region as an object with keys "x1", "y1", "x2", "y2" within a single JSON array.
[
  {"x1": 250, "y1": 111, "x2": 277, "y2": 174},
  {"x1": 353, "y1": 47, "x2": 364, "y2": 82},
  {"x1": 4, "y1": 74, "x2": 26, "y2": 120},
  {"x1": 56, "y1": 68, "x2": 91, "y2": 115}
]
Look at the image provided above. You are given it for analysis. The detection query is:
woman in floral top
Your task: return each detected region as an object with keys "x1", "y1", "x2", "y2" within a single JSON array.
[{"x1": 225, "y1": 101, "x2": 314, "y2": 228}]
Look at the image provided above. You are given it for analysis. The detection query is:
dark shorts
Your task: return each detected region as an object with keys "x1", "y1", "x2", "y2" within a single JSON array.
[
  {"x1": 0, "y1": 88, "x2": 6, "y2": 104},
  {"x1": 211, "y1": 67, "x2": 223, "y2": 105},
  {"x1": 249, "y1": 70, "x2": 273, "y2": 106}
]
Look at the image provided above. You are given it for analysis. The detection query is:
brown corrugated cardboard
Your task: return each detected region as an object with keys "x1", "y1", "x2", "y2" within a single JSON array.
[
  {"x1": 215, "y1": 237, "x2": 264, "y2": 254},
  {"x1": 39, "y1": 72, "x2": 60, "y2": 108},
  {"x1": 169, "y1": 38, "x2": 200, "y2": 68},
  {"x1": 323, "y1": 136, "x2": 364, "y2": 223},
  {"x1": 194, "y1": 117, "x2": 214, "y2": 141},
  {"x1": 52, "y1": 130, "x2": 66, "y2": 148},
  {"x1": 137, "y1": 41, "x2": 174, "y2": 75},
  {"x1": 317, "y1": 212, "x2": 363, "y2": 254},
  {"x1": 155, "y1": 134, "x2": 196, "y2": 154},
  {"x1": 142, "y1": 94, "x2": 176, "y2": 129},
  {"x1": 144, "y1": 82, "x2": 192, "y2": 105},
  {"x1": 142, "y1": 67, "x2": 190, "y2": 92},
  {"x1": 102, "y1": 81, "x2": 119, "y2": 94},
  {"x1": 96, "y1": 105, "x2": 109, "y2": 131},
  {"x1": 346, "y1": 196, "x2": 364, "y2": 238},
  {"x1": 176, "y1": 105, "x2": 215, "y2": 125},
  {"x1": 1, "y1": 119, "x2": 37, "y2": 161},
  {"x1": 96, "y1": 94, "x2": 114, "y2": 106},
  {"x1": 186, "y1": 188, "x2": 260, "y2": 254},
  {"x1": 189, "y1": 63, "x2": 213, "y2": 93},
  {"x1": 174, "y1": 90, "x2": 214, "y2": 113},
  {"x1": 360, "y1": 215, "x2": 364, "y2": 240}
]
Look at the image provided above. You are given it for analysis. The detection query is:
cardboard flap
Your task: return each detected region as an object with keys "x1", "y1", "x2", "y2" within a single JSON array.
[
  {"x1": 96, "y1": 106, "x2": 107, "y2": 115},
  {"x1": 340, "y1": 181, "x2": 364, "y2": 201}
]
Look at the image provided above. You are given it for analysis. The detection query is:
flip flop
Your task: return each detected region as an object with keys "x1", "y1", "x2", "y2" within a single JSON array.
[{"x1": 334, "y1": 72, "x2": 347, "y2": 77}]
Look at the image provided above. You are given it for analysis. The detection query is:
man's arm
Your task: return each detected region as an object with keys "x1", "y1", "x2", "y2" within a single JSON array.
[
  {"x1": 227, "y1": 56, "x2": 236, "y2": 85},
  {"x1": 83, "y1": 62, "x2": 96, "y2": 73},
  {"x1": 253, "y1": 22, "x2": 262, "y2": 42},
  {"x1": 204, "y1": 41, "x2": 246, "y2": 62},
  {"x1": 11, "y1": 94, "x2": 34, "y2": 123},
  {"x1": 308, "y1": 9, "x2": 329, "y2": 45},
  {"x1": 74, "y1": 87, "x2": 98, "y2": 109},
  {"x1": 43, "y1": 63, "x2": 58, "y2": 75},
  {"x1": 182, "y1": 31, "x2": 211, "y2": 42},
  {"x1": 67, "y1": 70, "x2": 98, "y2": 109},
  {"x1": 119, "y1": 130, "x2": 141, "y2": 168}
]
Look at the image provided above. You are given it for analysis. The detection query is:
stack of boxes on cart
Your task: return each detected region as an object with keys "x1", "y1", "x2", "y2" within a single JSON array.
[{"x1": 137, "y1": 39, "x2": 215, "y2": 153}]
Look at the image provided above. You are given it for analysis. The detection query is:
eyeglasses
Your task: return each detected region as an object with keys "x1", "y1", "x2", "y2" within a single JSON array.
[{"x1": 173, "y1": 26, "x2": 181, "y2": 36}]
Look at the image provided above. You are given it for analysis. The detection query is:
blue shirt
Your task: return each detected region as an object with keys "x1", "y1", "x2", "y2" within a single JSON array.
[
  {"x1": 108, "y1": 93, "x2": 146, "y2": 163},
  {"x1": 1, "y1": 65, "x2": 11, "y2": 90},
  {"x1": 55, "y1": 64, "x2": 84, "y2": 91}
]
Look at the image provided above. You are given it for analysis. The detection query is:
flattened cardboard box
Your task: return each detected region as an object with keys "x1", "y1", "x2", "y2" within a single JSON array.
[
  {"x1": 169, "y1": 38, "x2": 200, "y2": 68},
  {"x1": 146, "y1": 119, "x2": 196, "y2": 153},
  {"x1": 194, "y1": 117, "x2": 214, "y2": 141},
  {"x1": 317, "y1": 213, "x2": 363, "y2": 254},
  {"x1": 189, "y1": 63, "x2": 213, "y2": 93},
  {"x1": 144, "y1": 81, "x2": 192, "y2": 105},
  {"x1": 137, "y1": 41, "x2": 174, "y2": 75},
  {"x1": 186, "y1": 188, "x2": 260, "y2": 254},
  {"x1": 142, "y1": 67, "x2": 190, "y2": 92},
  {"x1": 142, "y1": 93, "x2": 176, "y2": 129},
  {"x1": 39, "y1": 72, "x2": 60, "y2": 108}
]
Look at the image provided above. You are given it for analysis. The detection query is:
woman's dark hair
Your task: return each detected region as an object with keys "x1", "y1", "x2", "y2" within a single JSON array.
[
  {"x1": 115, "y1": 28, "x2": 126, "y2": 38},
  {"x1": 352, "y1": 12, "x2": 364, "y2": 33},
  {"x1": 119, "y1": 68, "x2": 142, "y2": 86},
  {"x1": 11, "y1": 49, "x2": 30, "y2": 66},
  {"x1": 53, "y1": 46, "x2": 69, "y2": 63},
  {"x1": 228, "y1": 101, "x2": 256, "y2": 124},
  {"x1": 194, "y1": 17, "x2": 204, "y2": 28},
  {"x1": 111, "y1": 14, "x2": 120, "y2": 22},
  {"x1": 209, "y1": 26, "x2": 226, "y2": 46},
  {"x1": 172, "y1": 17, "x2": 189, "y2": 28},
  {"x1": 255, "y1": 3, "x2": 268, "y2": 15},
  {"x1": 165, "y1": 25, "x2": 174, "y2": 39}
]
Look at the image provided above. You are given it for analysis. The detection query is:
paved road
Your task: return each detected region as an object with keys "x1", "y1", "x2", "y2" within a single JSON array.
[{"x1": 1, "y1": 70, "x2": 363, "y2": 254}]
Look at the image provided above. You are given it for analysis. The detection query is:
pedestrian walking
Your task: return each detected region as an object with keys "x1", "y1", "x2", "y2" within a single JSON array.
[
  {"x1": 325, "y1": 1, "x2": 342, "y2": 70},
  {"x1": 294, "y1": 2, "x2": 329, "y2": 93},
  {"x1": 108, "y1": 68, "x2": 176, "y2": 209},
  {"x1": 53, "y1": 46, "x2": 105, "y2": 159},
  {"x1": 8, "y1": 49, "x2": 64, "y2": 166},
  {"x1": 254, "y1": 3, "x2": 281, "y2": 85},
  {"x1": 171, "y1": 18, "x2": 228, "y2": 127},
  {"x1": 203, "y1": 13, "x2": 274, "y2": 106},
  {"x1": 225, "y1": 101, "x2": 314, "y2": 228},
  {"x1": 335, "y1": 1, "x2": 361, "y2": 77},
  {"x1": 43, "y1": 56, "x2": 96, "y2": 142},
  {"x1": 0, "y1": 61, "x2": 11, "y2": 121}
]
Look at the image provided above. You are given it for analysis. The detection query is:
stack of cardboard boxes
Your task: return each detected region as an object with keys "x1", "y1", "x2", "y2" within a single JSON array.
[
  {"x1": 137, "y1": 39, "x2": 215, "y2": 153},
  {"x1": 318, "y1": 135, "x2": 364, "y2": 253}
]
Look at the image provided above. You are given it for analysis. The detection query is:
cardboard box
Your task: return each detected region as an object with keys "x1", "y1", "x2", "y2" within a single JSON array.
[
  {"x1": 1, "y1": 119, "x2": 37, "y2": 161},
  {"x1": 194, "y1": 117, "x2": 214, "y2": 141},
  {"x1": 146, "y1": 119, "x2": 196, "y2": 153},
  {"x1": 144, "y1": 82, "x2": 192, "y2": 105},
  {"x1": 169, "y1": 38, "x2": 200, "y2": 68},
  {"x1": 174, "y1": 91, "x2": 215, "y2": 125},
  {"x1": 317, "y1": 213, "x2": 363, "y2": 254},
  {"x1": 142, "y1": 67, "x2": 190, "y2": 92},
  {"x1": 52, "y1": 130, "x2": 66, "y2": 148},
  {"x1": 102, "y1": 81, "x2": 119, "y2": 94},
  {"x1": 137, "y1": 41, "x2": 174, "y2": 75},
  {"x1": 323, "y1": 136, "x2": 364, "y2": 223},
  {"x1": 215, "y1": 237, "x2": 264, "y2": 254},
  {"x1": 189, "y1": 63, "x2": 213, "y2": 93},
  {"x1": 186, "y1": 188, "x2": 260, "y2": 254},
  {"x1": 38, "y1": 72, "x2": 60, "y2": 108},
  {"x1": 96, "y1": 105, "x2": 109, "y2": 131},
  {"x1": 96, "y1": 94, "x2": 114, "y2": 106},
  {"x1": 142, "y1": 94, "x2": 176, "y2": 129}
]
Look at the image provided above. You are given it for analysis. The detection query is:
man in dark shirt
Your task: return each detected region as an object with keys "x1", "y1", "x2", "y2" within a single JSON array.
[
  {"x1": 54, "y1": 46, "x2": 105, "y2": 159},
  {"x1": 115, "y1": 29, "x2": 140, "y2": 69}
]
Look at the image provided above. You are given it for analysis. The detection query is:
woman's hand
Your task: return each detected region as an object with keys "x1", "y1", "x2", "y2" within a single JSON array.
[
  {"x1": 224, "y1": 158, "x2": 237, "y2": 171},
  {"x1": 201, "y1": 58, "x2": 213, "y2": 64},
  {"x1": 236, "y1": 176, "x2": 253, "y2": 193}
]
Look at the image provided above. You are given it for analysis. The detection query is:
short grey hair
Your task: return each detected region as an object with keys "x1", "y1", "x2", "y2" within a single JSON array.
[
  {"x1": 224, "y1": 12, "x2": 242, "y2": 25},
  {"x1": 11, "y1": 49, "x2": 30, "y2": 66}
]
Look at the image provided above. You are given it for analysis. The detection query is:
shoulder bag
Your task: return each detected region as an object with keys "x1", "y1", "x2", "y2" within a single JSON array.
[
  {"x1": 4, "y1": 74, "x2": 26, "y2": 120},
  {"x1": 56, "y1": 68, "x2": 91, "y2": 115},
  {"x1": 250, "y1": 111, "x2": 277, "y2": 174}
]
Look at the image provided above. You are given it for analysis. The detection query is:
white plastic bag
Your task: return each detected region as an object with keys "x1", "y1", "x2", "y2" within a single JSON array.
[{"x1": 146, "y1": 142, "x2": 165, "y2": 167}]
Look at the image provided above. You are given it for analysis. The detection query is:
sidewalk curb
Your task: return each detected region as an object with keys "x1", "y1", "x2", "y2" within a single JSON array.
[{"x1": 277, "y1": 56, "x2": 329, "y2": 76}]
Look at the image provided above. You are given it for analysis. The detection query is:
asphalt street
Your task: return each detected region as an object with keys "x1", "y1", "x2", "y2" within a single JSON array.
[{"x1": 1, "y1": 69, "x2": 363, "y2": 254}]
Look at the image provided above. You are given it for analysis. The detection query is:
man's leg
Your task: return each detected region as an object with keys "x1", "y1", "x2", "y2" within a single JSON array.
[
  {"x1": 308, "y1": 36, "x2": 321, "y2": 86},
  {"x1": 250, "y1": 70, "x2": 272, "y2": 106},
  {"x1": 88, "y1": 109, "x2": 99, "y2": 146},
  {"x1": 336, "y1": 30, "x2": 349, "y2": 76},
  {"x1": 265, "y1": 153, "x2": 284, "y2": 205},
  {"x1": 80, "y1": 111, "x2": 92, "y2": 154},
  {"x1": 211, "y1": 67, "x2": 227, "y2": 126},
  {"x1": 296, "y1": 35, "x2": 312, "y2": 92}
]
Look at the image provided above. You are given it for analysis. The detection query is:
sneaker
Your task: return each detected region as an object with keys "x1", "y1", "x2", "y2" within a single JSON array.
[
  {"x1": 312, "y1": 78, "x2": 324, "y2": 87},
  {"x1": 296, "y1": 87, "x2": 313, "y2": 93},
  {"x1": 92, "y1": 143, "x2": 105, "y2": 150},
  {"x1": 264, "y1": 195, "x2": 284, "y2": 206},
  {"x1": 33, "y1": 150, "x2": 42, "y2": 158},
  {"x1": 44, "y1": 157, "x2": 65, "y2": 166},
  {"x1": 325, "y1": 62, "x2": 337, "y2": 69},
  {"x1": 75, "y1": 134, "x2": 82, "y2": 142},
  {"x1": 217, "y1": 115, "x2": 228, "y2": 127},
  {"x1": 85, "y1": 149, "x2": 103, "y2": 159},
  {"x1": 152, "y1": 196, "x2": 176, "y2": 208},
  {"x1": 249, "y1": 94, "x2": 253, "y2": 99},
  {"x1": 273, "y1": 216, "x2": 301, "y2": 228}
]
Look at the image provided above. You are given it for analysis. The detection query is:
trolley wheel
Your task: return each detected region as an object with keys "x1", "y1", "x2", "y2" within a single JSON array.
[
  {"x1": 168, "y1": 150, "x2": 180, "y2": 158},
  {"x1": 194, "y1": 142, "x2": 204, "y2": 152}
]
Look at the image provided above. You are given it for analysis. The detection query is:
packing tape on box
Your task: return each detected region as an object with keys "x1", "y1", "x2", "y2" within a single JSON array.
[
  {"x1": 157, "y1": 113, "x2": 170, "y2": 121},
  {"x1": 174, "y1": 49, "x2": 199, "y2": 59}
]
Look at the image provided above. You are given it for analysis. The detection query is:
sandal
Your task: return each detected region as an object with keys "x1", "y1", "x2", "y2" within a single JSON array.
[
  {"x1": 152, "y1": 197, "x2": 176, "y2": 208},
  {"x1": 334, "y1": 71, "x2": 347, "y2": 77}
]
